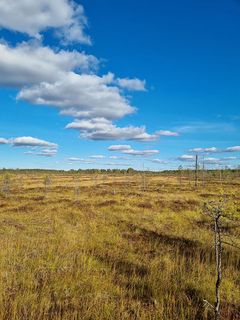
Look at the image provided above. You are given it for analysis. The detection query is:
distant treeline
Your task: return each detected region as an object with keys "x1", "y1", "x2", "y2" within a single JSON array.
[{"x1": 0, "y1": 168, "x2": 240, "y2": 176}]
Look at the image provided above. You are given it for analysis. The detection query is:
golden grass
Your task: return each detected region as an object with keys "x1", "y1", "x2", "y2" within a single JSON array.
[{"x1": 0, "y1": 172, "x2": 239, "y2": 320}]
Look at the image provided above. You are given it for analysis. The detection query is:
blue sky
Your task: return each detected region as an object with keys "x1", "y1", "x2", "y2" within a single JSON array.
[{"x1": 0, "y1": 0, "x2": 239, "y2": 170}]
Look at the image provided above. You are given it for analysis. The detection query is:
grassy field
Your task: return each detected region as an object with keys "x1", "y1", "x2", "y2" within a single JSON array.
[{"x1": 0, "y1": 171, "x2": 239, "y2": 320}]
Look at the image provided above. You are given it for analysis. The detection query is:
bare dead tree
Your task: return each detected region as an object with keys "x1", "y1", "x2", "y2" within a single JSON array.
[
  {"x1": 203, "y1": 199, "x2": 240, "y2": 320},
  {"x1": 112, "y1": 174, "x2": 116, "y2": 195},
  {"x1": 203, "y1": 201, "x2": 224, "y2": 320},
  {"x1": 92, "y1": 175, "x2": 97, "y2": 188},
  {"x1": 178, "y1": 165, "x2": 183, "y2": 188},
  {"x1": 202, "y1": 155, "x2": 205, "y2": 187},
  {"x1": 219, "y1": 169, "x2": 222, "y2": 186},
  {"x1": 214, "y1": 213, "x2": 222, "y2": 320},
  {"x1": 74, "y1": 185, "x2": 80, "y2": 202},
  {"x1": 141, "y1": 163, "x2": 146, "y2": 192},
  {"x1": 187, "y1": 168, "x2": 191, "y2": 187},
  {"x1": 124, "y1": 171, "x2": 129, "y2": 194},
  {"x1": 195, "y1": 154, "x2": 198, "y2": 188},
  {"x1": 44, "y1": 175, "x2": 52, "y2": 196}
]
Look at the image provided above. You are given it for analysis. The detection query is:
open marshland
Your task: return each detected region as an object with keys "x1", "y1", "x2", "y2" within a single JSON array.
[{"x1": 0, "y1": 171, "x2": 239, "y2": 320}]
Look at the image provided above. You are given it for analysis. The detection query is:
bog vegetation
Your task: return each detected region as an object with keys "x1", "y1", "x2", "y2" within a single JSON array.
[{"x1": 0, "y1": 169, "x2": 239, "y2": 320}]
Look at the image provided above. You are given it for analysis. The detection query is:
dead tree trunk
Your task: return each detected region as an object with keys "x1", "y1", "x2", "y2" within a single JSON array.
[
  {"x1": 204, "y1": 202, "x2": 223, "y2": 320},
  {"x1": 142, "y1": 163, "x2": 146, "y2": 192},
  {"x1": 202, "y1": 155, "x2": 205, "y2": 187},
  {"x1": 214, "y1": 214, "x2": 222, "y2": 320},
  {"x1": 188, "y1": 169, "x2": 191, "y2": 187},
  {"x1": 178, "y1": 165, "x2": 183, "y2": 188},
  {"x1": 203, "y1": 200, "x2": 240, "y2": 320},
  {"x1": 219, "y1": 169, "x2": 222, "y2": 186},
  {"x1": 195, "y1": 155, "x2": 198, "y2": 188}
]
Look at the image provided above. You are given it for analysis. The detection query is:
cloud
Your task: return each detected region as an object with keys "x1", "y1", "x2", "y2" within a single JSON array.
[
  {"x1": 10, "y1": 136, "x2": 58, "y2": 148},
  {"x1": 0, "y1": 136, "x2": 58, "y2": 155},
  {"x1": 204, "y1": 157, "x2": 237, "y2": 165},
  {"x1": 176, "y1": 122, "x2": 236, "y2": 134},
  {"x1": 0, "y1": 136, "x2": 58, "y2": 157},
  {"x1": 189, "y1": 147, "x2": 220, "y2": 153},
  {"x1": 11, "y1": 55, "x2": 164, "y2": 142},
  {"x1": 102, "y1": 162, "x2": 131, "y2": 167},
  {"x1": 37, "y1": 148, "x2": 58, "y2": 157},
  {"x1": 149, "y1": 158, "x2": 168, "y2": 164},
  {"x1": 68, "y1": 157, "x2": 85, "y2": 161},
  {"x1": 0, "y1": 42, "x2": 155, "y2": 145},
  {"x1": 178, "y1": 155, "x2": 195, "y2": 162},
  {"x1": 122, "y1": 149, "x2": 159, "y2": 156},
  {"x1": 109, "y1": 155, "x2": 129, "y2": 160},
  {"x1": 117, "y1": 78, "x2": 146, "y2": 91},
  {"x1": 225, "y1": 146, "x2": 240, "y2": 152},
  {"x1": 67, "y1": 117, "x2": 112, "y2": 131},
  {"x1": 83, "y1": 126, "x2": 157, "y2": 141},
  {"x1": 220, "y1": 157, "x2": 237, "y2": 161},
  {"x1": 178, "y1": 153, "x2": 237, "y2": 165},
  {"x1": 108, "y1": 145, "x2": 132, "y2": 151},
  {"x1": 25, "y1": 148, "x2": 58, "y2": 157},
  {"x1": 89, "y1": 155, "x2": 105, "y2": 159},
  {"x1": 0, "y1": 42, "x2": 98, "y2": 87},
  {"x1": 156, "y1": 130, "x2": 179, "y2": 137},
  {"x1": 66, "y1": 117, "x2": 178, "y2": 141},
  {"x1": 0, "y1": 138, "x2": 8, "y2": 144},
  {"x1": 189, "y1": 146, "x2": 240, "y2": 153},
  {"x1": 66, "y1": 117, "x2": 161, "y2": 141},
  {"x1": 204, "y1": 157, "x2": 221, "y2": 164},
  {"x1": 0, "y1": 0, "x2": 90, "y2": 44},
  {"x1": 108, "y1": 144, "x2": 159, "y2": 156},
  {"x1": 0, "y1": 3, "x2": 179, "y2": 144},
  {"x1": 18, "y1": 73, "x2": 135, "y2": 120},
  {"x1": 68, "y1": 157, "x2": 94, "y2": 164}
]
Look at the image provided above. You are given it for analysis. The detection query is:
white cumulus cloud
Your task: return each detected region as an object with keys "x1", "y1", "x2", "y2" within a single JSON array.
[
  {"x1": 189, "y1": 146, "x2": 240, "y2": 154},
  {"x1": 0, "y1": 138, "x2": 8, "y2": 144},
  {"x1": 0, "y1": 2, "x2": 179, "y2": 144},
  {"x1": 189, "y1": 147, "x2": 219, "y2": 153},
  {"x1": 10, "y1": 136, "x2": 57, "y2": 148},
  {"x1": 0, "y1": 42, "x2": 98, "y2": 87},
  {"x1": 0, "y1": 0, "x2": 90, "y2": 44},
  {"x1": 149, "y1": 159, "x2": 168, "y2": 164},
  {"x1": 89, "y1": 155, "x2": 105, "y2": 159},
  {"x1": 66, "y1": 117, "x2": 161, "y2": 141},
  {"x1": 122, "y1": 149, "x2": 159, "y2": 156},
  {"x1": 25, "y1": 148, "x2": 58, "y2": 157},
  {"x1": 108, "y1": 145, "x2": 132, "y2": 151},
  {"x1": 178, "y1": 155, "x2": 195, "y2": 162},
  {"x1": 225, "y1": 146, "x2": 240, "y2": 152},
  {"x1": 108, "y1": 144, "x2": 159, "y2": 157},
  {"x1": 117, "y1": 77, "x2": 146, "y2": 91},
  {"x1": 18, "y1": 73, "x2": 135, "y2": 120},
  {"x1": 204, "y1": 157, "x2": 237, "y2": 164},
  {"x1": 1, "y1": 136, "x2": 58, "y2": 156},
  {"x1": 157, "y1": 130, "x2": 179, "y2": 137},
  {"x1": 66, "y1": 118, "x2": 178, "y2": 141}
]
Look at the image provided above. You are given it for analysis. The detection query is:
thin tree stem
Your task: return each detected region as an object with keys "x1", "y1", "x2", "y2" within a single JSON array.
[{"x1": 214, "y1": 215, "x2": 222, "y2": 320}]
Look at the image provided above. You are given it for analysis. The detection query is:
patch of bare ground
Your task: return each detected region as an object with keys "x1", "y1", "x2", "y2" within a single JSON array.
[{"x1": 97, "y1": 200, "x2": 119, "y2": 207}]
